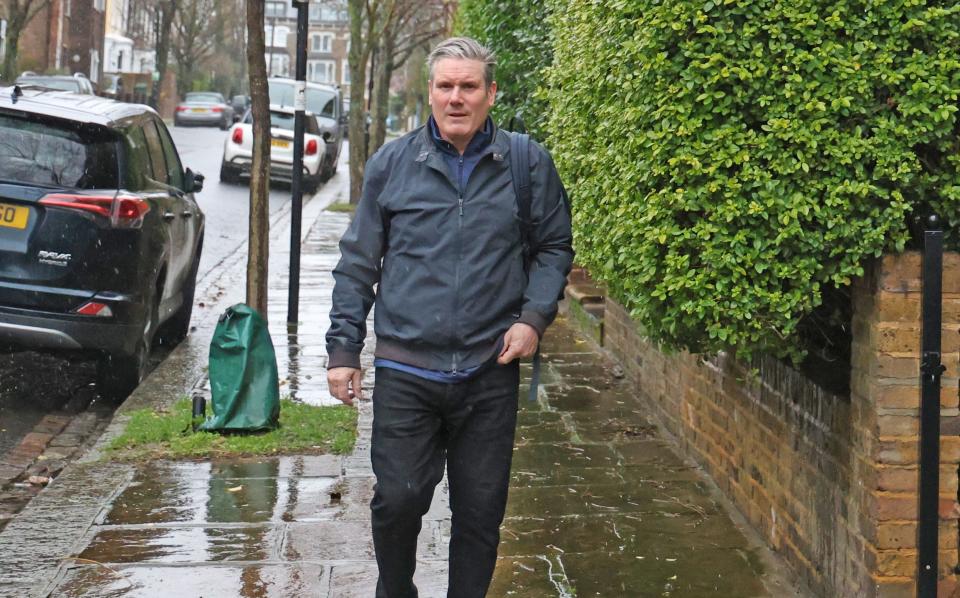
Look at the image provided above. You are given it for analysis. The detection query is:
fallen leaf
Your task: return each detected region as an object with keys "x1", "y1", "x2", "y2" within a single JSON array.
[
  {"x1": 227, "y1": 486, "x2": 243, "y2": 492},
  {"x1": 28, "y1": 475, "x2": 50, "y2": 486}
]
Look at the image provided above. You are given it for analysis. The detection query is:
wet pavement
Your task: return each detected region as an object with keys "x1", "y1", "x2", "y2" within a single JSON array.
[{"x1": 0, "y1": 153, "x2": 793, "y2": 597}]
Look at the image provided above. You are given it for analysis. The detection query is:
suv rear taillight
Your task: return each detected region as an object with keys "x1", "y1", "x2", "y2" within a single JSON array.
[
  {"x1": 75, "y1": 301, "x2": 113, "y2": 317},
  {"x1": 306, "y1": 139, "x2": 318, "y2": 155},
  {"x1": 231, "y1": 128, "x2": 243, "y2": 144},
  {"x1": 39, "y1": 193, "x2": 150, "y2": 229}
]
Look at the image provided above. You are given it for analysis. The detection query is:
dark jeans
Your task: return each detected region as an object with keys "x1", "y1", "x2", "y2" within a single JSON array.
[{"x1": 370, "y1": 362, "x2": 520, "y2": 598}]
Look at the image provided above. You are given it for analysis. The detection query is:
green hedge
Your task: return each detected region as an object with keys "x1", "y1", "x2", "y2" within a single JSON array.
[
  {"x1": 545, "y1": 0, "x2": 960, "y2": 359},
  {"x1": 455, "y1": 0, "x2": 553, "y2": 137}
]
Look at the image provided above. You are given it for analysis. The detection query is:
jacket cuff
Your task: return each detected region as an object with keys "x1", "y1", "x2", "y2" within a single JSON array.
[
  {"x1": 517, "y1": 311, "x2": 550, "y2": 339},
  {"x1": 327, "y1": 347, "x2": 361, "y2": 370}
]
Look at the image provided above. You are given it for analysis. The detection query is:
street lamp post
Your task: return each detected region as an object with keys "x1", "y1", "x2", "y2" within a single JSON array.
[{"x1": 287, "y1": 0, "x2": 309, "y2": 326}]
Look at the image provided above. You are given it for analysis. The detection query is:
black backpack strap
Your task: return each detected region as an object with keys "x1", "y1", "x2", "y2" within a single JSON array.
[
  {"x1": 510, "y1": 132, "x2": 533, "y2": 260},
  {"x1": 508, "y1": 131, "x2": 540, "y2": 402}
]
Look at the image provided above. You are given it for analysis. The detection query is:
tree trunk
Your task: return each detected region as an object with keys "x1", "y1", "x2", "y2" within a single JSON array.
[
  {"x1": 368, "y1": 36, "x2": 393, "y2": 157},
  {"x1": 150, "y1": 1, "x2": 178, "y2": 108},
  {"x1": 1, "y1": 4, "x2": 31, "y2": 82},
  {"x1": 347, "y1": 0, "x2": 368, "y2": 204},
  {"x1": 245, "y1": 0, "x2": 270, "y2": 315}
]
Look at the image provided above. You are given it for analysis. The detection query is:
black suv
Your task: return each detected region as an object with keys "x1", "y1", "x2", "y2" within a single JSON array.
[{"x1": 0, "y1": 86, "x2": 205, "y2": 397}]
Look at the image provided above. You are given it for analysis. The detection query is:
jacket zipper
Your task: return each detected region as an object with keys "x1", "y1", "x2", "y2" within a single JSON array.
[{"x1": 452, "y1": 155, "x2": 465, "y2": 372}]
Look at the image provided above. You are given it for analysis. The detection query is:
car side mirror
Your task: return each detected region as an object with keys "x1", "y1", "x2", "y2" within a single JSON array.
[
  {"x1": 322, "y1": 131, "x2": 332, "y2": 143},
  {"x1": 184, "y1": 168, "x2": 205, "y2": 193}
]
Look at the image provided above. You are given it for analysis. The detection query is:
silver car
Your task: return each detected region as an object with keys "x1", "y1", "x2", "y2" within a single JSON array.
[{"x1": 174, "y1": 91, "x2": 234, "y2": 129}]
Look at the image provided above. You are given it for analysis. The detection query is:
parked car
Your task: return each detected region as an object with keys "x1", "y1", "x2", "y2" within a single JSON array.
[
  {"x1": 100, "y1": 74, "x2": 125, "y2": 99},
  {"x1": 0, "y1": 86, "x2": 206, "y2": 398},
  {"x1": 267, "y1": 78, "x2": 344, "y2": 181},
  {"x1": 230, "y1": 95, "x2": 251, "y2": 122},
  {"x1": 219, "y1": 105, "x2": 326, "y2": 192},
  {"x1": 174, "y1": 91, "x2": 234, "y2": 129},
  {"x1": 15, "y1": 73, "x2": 96, "y2": 95}
]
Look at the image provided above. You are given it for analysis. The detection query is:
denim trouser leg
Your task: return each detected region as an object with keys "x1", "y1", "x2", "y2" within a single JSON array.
[{"x1": 370, "y1": 363, "x2": 519, "y2": 598}]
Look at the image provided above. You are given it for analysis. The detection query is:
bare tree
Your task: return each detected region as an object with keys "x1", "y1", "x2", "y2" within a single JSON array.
[
  {"x1": 347, "y1": 0, "x2": 383, "y2": 204},
  {"x1": 171, "y1": 0, "x2": 216, "y2": 97},
  {"x1": 245, "y1": 0, "x2": 270, "y2": 315},
  {"x1": 147, "y1": 0, "x2": 179, "y2": 108},
  {"x1": 367, "y1": 0, "x2": 451, "y2": 156},
  {"x1": 1, "y1": 0, "x2": 51, "y2": 81}
]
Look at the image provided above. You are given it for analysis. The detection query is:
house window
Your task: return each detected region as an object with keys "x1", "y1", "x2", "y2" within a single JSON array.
[
  {"x1": 265, "y1": 2, "x2": 286, "y2": 18},
  {"x1": 265, "y1": 25, "x2": 289, "y2": 48},
  {"x1": 94, "y1": 0, "x2": 105, "y2": 11},
  {"x1": 267, "y1": 53, "x2": 290, "y2": 77},
  {"x1": 342, "y1": 60, "x2": 350, "y2": 84},
  {"x1": 308, "y1": 60, "x2": 335, "y2": 84},
  {"x1": 311, "y1": 33, "x2": 332, "y2": 53}
]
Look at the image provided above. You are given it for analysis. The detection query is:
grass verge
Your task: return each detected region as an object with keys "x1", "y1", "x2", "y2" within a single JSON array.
[
  {"x1": 105, "y1": 398, "x2": 357, "y2": 461},
  {"x1": 325, "y1": 201, "x2": 356, "y2": 213}
]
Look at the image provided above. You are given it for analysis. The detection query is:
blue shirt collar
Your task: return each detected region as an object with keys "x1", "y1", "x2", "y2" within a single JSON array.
[{"x1": 428, "y1": 115, "x2": 493, "y2": 157}]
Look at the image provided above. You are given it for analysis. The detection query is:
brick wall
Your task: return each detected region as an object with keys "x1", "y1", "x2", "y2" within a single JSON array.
[{"x1": 567, "y1": 253, "x2": 960, "y2": 597}]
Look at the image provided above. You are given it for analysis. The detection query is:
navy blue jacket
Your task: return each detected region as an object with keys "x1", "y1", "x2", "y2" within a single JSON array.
[{"x1": 326, "y1": 122, "x2": 573, "y2": 372}]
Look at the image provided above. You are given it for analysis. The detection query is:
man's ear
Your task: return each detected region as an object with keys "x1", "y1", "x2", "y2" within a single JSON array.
[
  {"x1": 427, "y1": 80, "x2": 433, "y2": 105},
  {"x1": 488, "y1": 81, "x2": 497, "y2": 106}
]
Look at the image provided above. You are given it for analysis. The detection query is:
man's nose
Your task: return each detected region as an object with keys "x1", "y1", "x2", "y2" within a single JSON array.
[{"x1": 450, "y1": 86, "x2": 463, "y2": 103}]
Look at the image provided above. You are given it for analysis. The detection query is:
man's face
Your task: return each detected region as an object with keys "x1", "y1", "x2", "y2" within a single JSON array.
[{"x1": 429, "y1": 58, "x2": 496, "y2": 149}]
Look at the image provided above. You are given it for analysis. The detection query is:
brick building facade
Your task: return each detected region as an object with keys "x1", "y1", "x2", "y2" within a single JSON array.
[{"x1": 14, "y1": 0, "x2": 105, "y2": 83}]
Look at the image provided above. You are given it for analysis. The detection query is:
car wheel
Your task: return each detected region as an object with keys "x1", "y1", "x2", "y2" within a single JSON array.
[
  {"x1": 219, "y1": 162, "x2": 239, "y2": 184},
  {"x1": 305, "y1": 174, "x2": 321, "y2": 194},
  {"x1": 219, "y1": 118, "x2": 229, "y2": 131},
  {"x1": 157, "y1": 244, "x2": 202, "y2": 347},
  {"x1": 174, "y1": 117, "x2": 181, "y2": 127},
  {"x1": 97, "y1": 289, "x2": 158, "y2": 401},
  {"x1": 320, "y1": 158, "x2": 334, "y2": 182}
]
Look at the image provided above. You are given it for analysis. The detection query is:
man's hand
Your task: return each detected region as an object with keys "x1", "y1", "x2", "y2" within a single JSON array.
[
  {"x1": 497, "y1": 323, "x2": 539, "y2": 364},
  {"x1": 328, "y1": 367, "x2": 363, "y2": 406}
]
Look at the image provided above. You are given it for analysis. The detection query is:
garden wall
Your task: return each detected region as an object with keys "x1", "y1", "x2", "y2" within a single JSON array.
[{"x1": 565, "y1": 253, "x2": 960, "y2": 597}]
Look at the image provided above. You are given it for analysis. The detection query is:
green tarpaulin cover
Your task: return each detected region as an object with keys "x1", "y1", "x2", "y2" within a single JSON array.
[{"x1": 199, "y1": 303, "x2": 280, "y2": 432}]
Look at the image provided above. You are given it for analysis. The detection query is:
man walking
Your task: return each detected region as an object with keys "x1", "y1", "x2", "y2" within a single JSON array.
[{"x1": 326, "y1": 37, "x2": 573, "y2": 597}]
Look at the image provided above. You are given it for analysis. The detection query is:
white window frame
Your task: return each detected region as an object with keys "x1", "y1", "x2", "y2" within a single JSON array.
[
  {"x1": 341, "y1": 59, "x2": 350, "y2": 84},
  {"x1": 308, "y1": 60, "x2": 335, "y2": 84},
  {"x1": 311, "y1": 33, "x2": 333, "y2": 53},
  {"x1": 265, "y1": 25, "x2": 289, "y2": 48}
]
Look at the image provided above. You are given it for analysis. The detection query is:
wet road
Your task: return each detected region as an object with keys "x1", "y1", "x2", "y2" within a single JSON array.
[
  {"x1": 169, "y1": 124, "x2": 294, "y2": 279},
  {"x1": 0, "y1": 123, "x2": 297, "y2": 477}
]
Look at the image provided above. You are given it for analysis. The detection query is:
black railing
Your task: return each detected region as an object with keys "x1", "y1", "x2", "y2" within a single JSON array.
[{"x1": 918, "y1": 215, "x2": 945, "y2": 597}]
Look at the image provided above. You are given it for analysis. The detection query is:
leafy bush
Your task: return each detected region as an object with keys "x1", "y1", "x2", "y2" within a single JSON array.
[
  {"x1": 455, "y1": 0, "x2": 553, "y2": 136},
  {"x1": 545, "y1": 0, "x2": 960, "y2": 359}
]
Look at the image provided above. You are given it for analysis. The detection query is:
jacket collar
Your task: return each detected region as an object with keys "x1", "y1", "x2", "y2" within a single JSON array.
[{"x1": 414, "y1": 118, "x2": 510, "y2": 165}]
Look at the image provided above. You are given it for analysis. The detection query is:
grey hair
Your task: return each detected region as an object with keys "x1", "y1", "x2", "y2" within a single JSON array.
[{"x1": 427, "y1": 37, "x2": 496, "y2": 88}]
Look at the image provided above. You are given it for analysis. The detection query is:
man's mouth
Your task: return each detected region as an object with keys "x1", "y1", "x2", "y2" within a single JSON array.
[{"x1": 448, "y1": 113, "x2": 468, "y2": 118}]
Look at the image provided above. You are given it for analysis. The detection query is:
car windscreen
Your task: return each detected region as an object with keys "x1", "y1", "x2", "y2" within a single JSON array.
[
  {"x1": 245, "y1": 111, "x2": 320, "y2": 134},
  {"x1": 17, "y1": 78, "x2": 81, "y2": 93},
  {"x1": 268, "y1": 81, "x2": 336, "y2": 118},
  {"x1": 185, "y1": 93, "x2": 223, "y2": 104},
  {"x1": 0, "y1": 114, "x2": 119, "y2": 188}
]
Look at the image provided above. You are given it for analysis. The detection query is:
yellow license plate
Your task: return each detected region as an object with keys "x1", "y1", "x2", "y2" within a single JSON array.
[
  {"x1": 0, "y1": 203, "x2": 28, "y2": 230},
  {"x1": 191, "y1": 108, "x2": 208, "y2": 113},
  {"x1": 271, "y1": 139, "x2": 290, "y2": 148}
]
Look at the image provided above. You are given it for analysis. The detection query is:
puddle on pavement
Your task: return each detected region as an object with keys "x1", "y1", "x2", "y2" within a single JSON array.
[
  {"x1": 56, "y1": 564, "x2": 324, "y2": 597},
  {"x1": 79, "y1": 526, "x2": 275, "y2": 564},
  {"x1": 105, "y1": 458, "x2": 341, "y2": 525}
]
